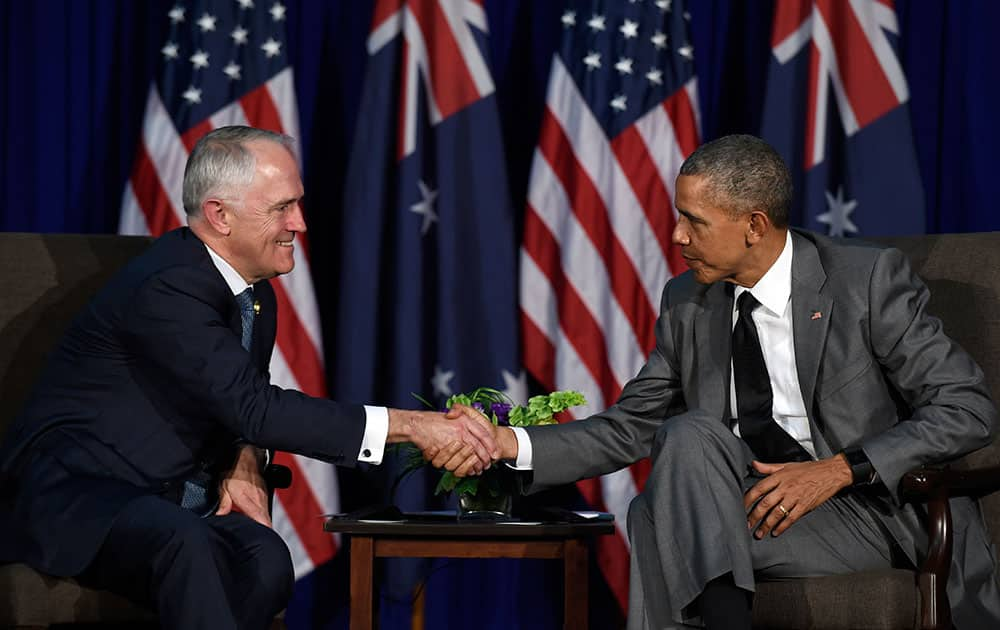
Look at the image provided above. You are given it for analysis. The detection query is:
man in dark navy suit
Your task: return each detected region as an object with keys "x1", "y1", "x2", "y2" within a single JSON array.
[{"x1": 0, "y1": 126, "x2": 497, "y2": 629}]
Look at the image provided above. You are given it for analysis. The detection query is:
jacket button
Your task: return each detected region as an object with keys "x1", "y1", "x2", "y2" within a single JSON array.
[{"x1": 362, "y1": 449, "x2": 371, "y2": 458}]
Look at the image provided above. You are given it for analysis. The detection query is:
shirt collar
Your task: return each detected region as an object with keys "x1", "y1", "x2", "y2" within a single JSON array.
[
  {"x1": 204, "y1": 244, "x2": 253, "y2": 296},
  {"x1": 733, "y1": 230, "x2": 793, "y2": 317}
]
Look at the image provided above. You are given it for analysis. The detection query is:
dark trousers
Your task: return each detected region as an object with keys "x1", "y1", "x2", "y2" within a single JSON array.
[{"x1": 79, "y1": 494, "x2": 294, "y2": 630}]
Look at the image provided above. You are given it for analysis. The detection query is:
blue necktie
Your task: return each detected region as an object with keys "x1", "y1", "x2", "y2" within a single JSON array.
[
  {"x1": 179, "y1": 288, "x2": 256, "y2": 516},
  {"x1": 235, "y1": 287, "x2": 255, "y2": 351}
]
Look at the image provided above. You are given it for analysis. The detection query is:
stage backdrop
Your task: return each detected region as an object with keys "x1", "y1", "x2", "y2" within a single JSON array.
[{"x1": 2, "y1": 1, "x2": 999, "y2": 629}]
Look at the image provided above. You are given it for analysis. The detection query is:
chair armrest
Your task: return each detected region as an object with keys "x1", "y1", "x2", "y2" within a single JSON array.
[
  {"x1": 901, "y1": 465, "x2": 1000, "y2": 502},
  {"x1": 897, "y1": 464, "x2": 1000, "y2": 630},
  {"x1": 264, "y1": 464, "x2": 292, "y2": 490}
]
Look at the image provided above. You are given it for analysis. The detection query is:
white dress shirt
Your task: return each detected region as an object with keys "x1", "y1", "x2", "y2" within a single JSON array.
[
  {"x1": 205, "y1": 244, "x2": 388, "y2": 464},
  {"x1": 509, "y1": 230, "x2": 815, "y2": 467}
]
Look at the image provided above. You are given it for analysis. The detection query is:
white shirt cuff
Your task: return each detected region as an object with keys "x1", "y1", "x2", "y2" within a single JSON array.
[
  {"x1": 359, "y1": 405, "x2": 389, "y2": 464},
  {"x1": 508, "y1": 426, "x2": 534, "y2": 470}
]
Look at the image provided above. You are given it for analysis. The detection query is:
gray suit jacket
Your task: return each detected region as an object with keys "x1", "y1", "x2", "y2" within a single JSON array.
[{"x1": 526, "y1": 229, "x2": 1000, "y2": 626}]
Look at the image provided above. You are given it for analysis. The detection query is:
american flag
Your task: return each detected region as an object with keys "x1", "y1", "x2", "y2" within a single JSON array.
[
  {"x1": 520, "y1": 0, "x2": 699, "y2": 613},
  {"x1": 119, "y1": 0, "x2": 340, "y2": 581},
  {"x1": 761, "y1": 0, "x2": 924, "y2": 236}
]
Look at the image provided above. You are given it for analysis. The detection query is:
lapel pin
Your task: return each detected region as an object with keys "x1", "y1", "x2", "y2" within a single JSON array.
[
  {"x1": 811, "y1": 311, "x2": 822, "y2": 320},
  {"x1": 253, "y1": 300, "x2": 261, "y2": 316}
]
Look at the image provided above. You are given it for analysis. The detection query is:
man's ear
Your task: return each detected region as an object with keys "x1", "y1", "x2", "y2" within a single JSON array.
[
  {"x1": 201, "y1": 199, "x2": 231, "y2": 236},
  {"x1": 746, "y1": 210, "x2": 770, "y2": 244}
]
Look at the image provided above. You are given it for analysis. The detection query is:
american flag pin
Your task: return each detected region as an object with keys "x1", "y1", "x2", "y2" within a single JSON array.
[{"x1": 811, "y1": 311, "x2": 822, "y2": 320}]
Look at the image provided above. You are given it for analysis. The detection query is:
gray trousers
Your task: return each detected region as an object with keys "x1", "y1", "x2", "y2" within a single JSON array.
[{"x1": 627, "y1": 411, "x2": 895, "y2": 629}]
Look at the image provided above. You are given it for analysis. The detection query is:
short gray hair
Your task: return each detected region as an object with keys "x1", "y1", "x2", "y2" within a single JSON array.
[
  {"x1": 182, "y1": 126, "x2": 295, "y2": 216},
  {"x1": 678, "y1": 134, "x2": 792, "y2": 227}
]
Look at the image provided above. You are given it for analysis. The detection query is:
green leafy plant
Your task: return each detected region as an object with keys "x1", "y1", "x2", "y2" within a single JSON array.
[{"x1": 400, "y1": 388, "x2": 587, "y2": 498}]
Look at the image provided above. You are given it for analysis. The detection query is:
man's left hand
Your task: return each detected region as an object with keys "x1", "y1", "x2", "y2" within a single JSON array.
[
  {"x1": 217, "y1": 445, "x2": 271, "y2": 528},
  {"x1": 743, "y1": 455, "x2": 853, "y2": 538}
]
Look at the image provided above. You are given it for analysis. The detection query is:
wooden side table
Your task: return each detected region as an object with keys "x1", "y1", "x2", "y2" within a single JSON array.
[{"x1": 325, "y1": 513, "x2": 615, "y2": 630}]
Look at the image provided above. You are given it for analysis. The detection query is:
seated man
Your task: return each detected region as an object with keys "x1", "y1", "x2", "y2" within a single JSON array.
[
  {"x1": 0, "y1": 125, "x2": 497, "y2": 630},
  {"x1": 470, "y1": 135, "x2": 1000, "y2": 629}
]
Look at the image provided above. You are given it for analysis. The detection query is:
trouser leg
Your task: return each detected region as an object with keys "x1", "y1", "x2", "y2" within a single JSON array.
[
  {"x1": 626, "y1": 410, "x2": 894, "y2": 629},
  {"x1": 79, "y1": 494, "x2": 293, "y2": 630}
]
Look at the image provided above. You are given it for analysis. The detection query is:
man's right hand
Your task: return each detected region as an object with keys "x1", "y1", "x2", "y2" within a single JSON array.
[{"x1": 386, "y1": 407, "x2": 499, "y2": 476}]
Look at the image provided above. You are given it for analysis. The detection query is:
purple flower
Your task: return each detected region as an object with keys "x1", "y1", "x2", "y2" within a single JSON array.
[{"x1": 491, "y1": 402, "x2": 512, "y2": 426}]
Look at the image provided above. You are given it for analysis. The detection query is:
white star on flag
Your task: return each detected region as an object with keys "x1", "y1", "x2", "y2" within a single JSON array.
[
  {"x1": 610, "y1": 94, "x2": 627, "y2": 111},
  {"x1": 270, "y1": 2, "x2": 286, "y2": 22},
  {"x1": 818, "y1": 186, "x2": 859, "y2": 236},
  {"x1": 431, "y1": 365, "x2": 455, "y2": 398},
  {"x1": 656, "y1": 0, "x2": 671, "y2": 11},
  {"x1": 261, "y1": 37, "x2": 281, "y2": 58},
  {"x1": 584, "y1": 51, "x2": 601, "y2": 71},
  {"x1": 231, "y1": 26, "x2": 249, "y2": 45},
  {"x1": 651, "y1": 31, "x2": 667, "y2": 49},
  {"x1": 501, "y1": 370, "x2": 528, "y2": 406},
  {"x1": 223, "y1": 62, "x2": 241, "y2": 80},
  {"x1": 614, "y1": 57, "x2": 634, "y2": 75},
  {"x1": 168, "y1": 5, "x2": 185, "y2": 23},
  {"x1": 561, "y1": 11, "x2": 576, "y2": 28},
  {"x1": 410, "y1": 180, "x2": 439, "y2": 235},
  {"x1": 237, "y1": 0, "x2": 254, "y2": 8},
  {"x1": 646, "y1": 68, "x2": 663, "y2": 85},
  {"x1": 181, "y1": 86, "x2": 202, "y2": 104},
  {"x1": 197, "y1": 13, "x2": 217, "y2": 32},
  {"x1": 678, "y1": 44, "x2": 694, "y2": 60},
  {"x1": 620, "y1": 19, "x2": 639, "y2": 39},
  {"x1": 587, "y1": 14, "x2": 606, "y2": 32},
  {"x1": 161, "y1": 42, "x2": 179, "y2": 60},
  {"x1": 190, "y1": 50, "x2": 209, "y2": 69}
]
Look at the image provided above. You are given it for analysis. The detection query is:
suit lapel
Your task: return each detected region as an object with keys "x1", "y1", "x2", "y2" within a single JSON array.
[
  {"x1": 694, "y1": 282, "x2": 734, "y2": 419},
  {"x1": 789, "y1": 231, "x2": 835, "y2": 458}
]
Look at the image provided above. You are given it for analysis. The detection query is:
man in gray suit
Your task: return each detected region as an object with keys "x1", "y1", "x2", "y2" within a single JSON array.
[{"x1": 462, "y1": 135, "x2": 1000, "y2": 628}]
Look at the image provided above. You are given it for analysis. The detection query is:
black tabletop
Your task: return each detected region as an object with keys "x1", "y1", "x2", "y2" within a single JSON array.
[{"x1": 324, "y1": 507, "x2": 616, "y2": 538}]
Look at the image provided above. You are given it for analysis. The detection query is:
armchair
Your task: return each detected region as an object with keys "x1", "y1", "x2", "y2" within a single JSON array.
[{"x1": 752, "y1": 232, "x2": 1000, "y2": 629}]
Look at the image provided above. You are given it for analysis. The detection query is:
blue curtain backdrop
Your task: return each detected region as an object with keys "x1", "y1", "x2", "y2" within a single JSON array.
[{"x1": 3, "y1": 1, "x2": 999, "y2": 628}]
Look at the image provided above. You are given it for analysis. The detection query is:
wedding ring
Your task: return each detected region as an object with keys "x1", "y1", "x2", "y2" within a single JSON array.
[{"x1": 777, "y1": 504, "x2": 789, "y2": 516}]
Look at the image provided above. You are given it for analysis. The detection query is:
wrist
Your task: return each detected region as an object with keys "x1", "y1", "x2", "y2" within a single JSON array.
[
  {"x1": 838, "y1": 447, "x2": 877, "y2": 486},
  {"x1": 498, "y1": 427, "x2": 519, "y2": 461}
]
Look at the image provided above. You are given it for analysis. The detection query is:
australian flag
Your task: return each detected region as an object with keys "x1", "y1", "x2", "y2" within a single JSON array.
[
  {"x1": 761, "y1": 0, "x2": 925, "y2": 237},
  {"x1": 335, "y1": 0, "x2": 521, "y2": 615}
]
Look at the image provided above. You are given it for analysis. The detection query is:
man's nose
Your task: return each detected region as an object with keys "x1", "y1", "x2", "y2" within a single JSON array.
[
  {"x1": 287, "y1": 202, "x2": 307, "y2": 232},
  {"x1": 672, "y1": 223, "x2": 689, "y2": 245}
]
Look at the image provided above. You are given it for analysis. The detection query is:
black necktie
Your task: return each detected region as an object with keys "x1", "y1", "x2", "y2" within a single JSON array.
[
  {"x1": 732, "y1": 292, "x2": 811, "y2": 463},
  {"x1": 235, "y1": 288, "x2": 255, "y2": 351}
]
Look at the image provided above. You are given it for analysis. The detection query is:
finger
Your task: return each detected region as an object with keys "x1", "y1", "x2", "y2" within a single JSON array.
[
  {"x1": 771, "y1": 504, "x2": 798, "y2": 537},
  {"x1": 441, "y1": 444, "x2": 475, "y2": 473},
  {"x1": 444, "y1": 406, "x2": 463, "y2": 419},
  {"x1": 752, "y1": 460, "x2": 787, "y2": 475},
  {"x1": 457, "y1": 418, "x2": 498, "y2": 463},
  {"x1": 743, "y1": 476, "x2": 779, "y2": 512},
  {"x1": 747, "y1": 491, "x2": 782, "y2": 532},
  {"x1": 431, "y1": 441, "x2": 466, "y2": 469},
  {"x1": 216, "y1": 491, "x2": 233, "y2": 516},
  {"x1": 454, "y1": 454, "x2": 483, "y2": 478},
  {"x1": 756, "y1": 501, "x2": 793, "y2": 539}
]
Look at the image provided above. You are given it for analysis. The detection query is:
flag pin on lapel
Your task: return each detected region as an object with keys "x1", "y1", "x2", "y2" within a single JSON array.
[
  {"x1": 811, "y1": 311, "x2": 822, "y2": 320},
  {"x1": 253, "y1": 300, "x2": 261, "y2": 316}
]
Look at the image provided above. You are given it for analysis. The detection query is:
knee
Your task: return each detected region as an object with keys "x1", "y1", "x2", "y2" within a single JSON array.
[
  {"x1": 651, "y1": 410, "x2": 724, "y2": 462},
  {"x1": 627, "y1": 493, "x2": 651, "y2": 532},
  {"x1": 250, "y1": 527, "x2": 295, "y2": 606}
]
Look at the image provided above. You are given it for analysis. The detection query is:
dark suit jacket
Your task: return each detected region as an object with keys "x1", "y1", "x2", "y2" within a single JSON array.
[
  {"x1": 0, "y1": 227, "x2": 365, "y2": 576},
  {"x1": 526, "y1": 229, "x2": 1000, "y2": 627}
]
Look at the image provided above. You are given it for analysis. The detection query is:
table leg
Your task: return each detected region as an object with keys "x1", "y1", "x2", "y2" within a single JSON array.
[
  {"x1": 350, "y1": 536, "x2": 375, "y2": 630},
  {"x1": 563, "y1": 538, "x2": 588, "y2": 630}
]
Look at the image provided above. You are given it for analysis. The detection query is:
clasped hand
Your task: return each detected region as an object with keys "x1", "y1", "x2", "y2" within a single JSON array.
[
  {"x1": 407, "y1": 405, "x2": 500, "y2": 477},
  {"x1": 743, "y1": 456, "x2": 853, "y2": 539}
]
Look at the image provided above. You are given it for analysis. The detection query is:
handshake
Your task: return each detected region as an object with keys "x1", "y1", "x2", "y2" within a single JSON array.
[{"x1": 386, "y1": 404, "x2": 517, "y2": 477}]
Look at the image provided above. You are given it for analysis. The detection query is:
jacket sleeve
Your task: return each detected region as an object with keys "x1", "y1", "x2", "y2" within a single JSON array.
[
  {"x1": 121, "y1": 264, "x2": 367, "y2": 466},
  {"x1": 861, "y1": 247, "x2": 998, "y2": 500}
]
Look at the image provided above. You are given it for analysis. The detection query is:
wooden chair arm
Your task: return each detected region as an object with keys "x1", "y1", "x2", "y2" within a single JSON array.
[{"x1": 897, "y1": 464, "x2": 1000, "y2": 629}]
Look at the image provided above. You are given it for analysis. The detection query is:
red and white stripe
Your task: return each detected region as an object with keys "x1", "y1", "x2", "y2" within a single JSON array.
[
  {"x1": 771, "y1": 0, "x2": 908, "y2": 168},
  {"x1": 119, "y1": 67, "x2": 340, "y2": 578},
  {"x1": 520, "y1": 55, "x2": 699, "y2": 612}
]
